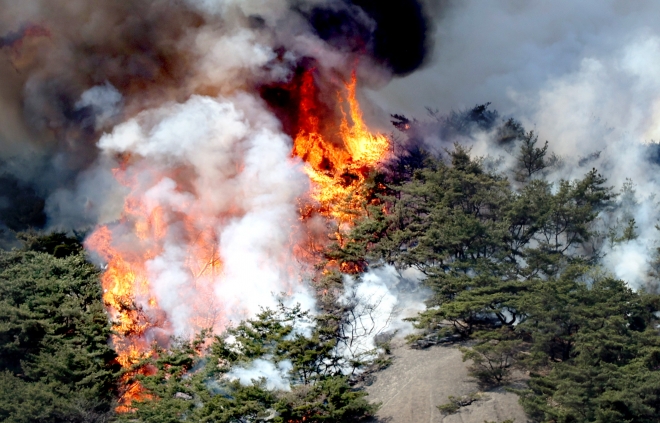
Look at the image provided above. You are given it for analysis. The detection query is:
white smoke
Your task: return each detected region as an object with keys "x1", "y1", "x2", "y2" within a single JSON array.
[
  {"x1": 97, "y1": 93, "x2": 312, "y2": 335},
  {"x1": 519, "y1": 35, "x2": 660, "y2": 289},
  {"x1": 599, "y1": 187, "x2": 659, "y2": 289},
  {"x1": 75, "y1": 82, "x2": 123, "y2": 129},
  {"x1": 371, "y1": 0, "x2": 660, "y2": 118},
  {"x1": 64, "y1": 0, "x2": 660, "y2": 349},
  {"x1": 227, "y1": 358, "x2": 293, "y2": 391},
  {"x1": 370, "y1": 1, "x2": 660, "y2": 291},
  {"x1": 339, "y1": 265, "x2": 428, "y2": 361},
  {"x1": 183, "y1": 0, "x2": 290, "y2": 20},
  {"x1": 190, "y1": 28, "x2": 283, "y2": 93}
]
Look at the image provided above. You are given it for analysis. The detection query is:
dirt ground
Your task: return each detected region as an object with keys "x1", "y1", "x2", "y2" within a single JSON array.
[{"x1": 365, "y1": 340, "x2": 530, "y2": 423}]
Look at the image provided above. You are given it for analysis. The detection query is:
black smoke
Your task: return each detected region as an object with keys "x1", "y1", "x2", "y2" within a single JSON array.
[
  {"x1": 301, "y1": 0, "x2": 433, "y2": 75},
  {"x1": 0, "y1": 174, "x2": 46, "y2": 232},
  {"x1": 0, "y1": 0, "x2": 205, "y2": 231}
]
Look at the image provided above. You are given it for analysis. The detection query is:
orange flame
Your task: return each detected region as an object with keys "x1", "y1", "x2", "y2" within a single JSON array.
[
  {"x1": 86, "y1": 167, "x2": 223, "y2": 411},
  {"x1": 115, "y1": 367, "x2": 156, "y2": 413},
  {"x1": 293, "y1": 71, "x2": 389, "y2": 225},
  {"x1": 87, "y1": 69, "x2": 387, "y2": 411}
]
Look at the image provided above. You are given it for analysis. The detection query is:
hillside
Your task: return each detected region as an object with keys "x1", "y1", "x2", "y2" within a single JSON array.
[{"x1": 366, "y1": 339, "x2": 528, "y2": 423}]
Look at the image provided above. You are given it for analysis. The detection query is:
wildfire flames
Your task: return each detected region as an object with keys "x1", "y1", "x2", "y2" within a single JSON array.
[
  {"x1": 293, "y1": 71, "x2": 389, "y2": 225},
  {"x1": 85, "y1": 69, "x2": 388, "y2": 410}
]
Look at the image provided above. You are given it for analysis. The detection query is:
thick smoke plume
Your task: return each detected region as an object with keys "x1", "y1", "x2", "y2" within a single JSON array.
[
  {"x1": 0, "y1": 0, "x2": 436, "y2": 378},
  {"x1": 7, "y1": 0, "x2": 660, "y2": 389},
  {"x1": 95, "y1": 93, "x2": 312, "y2": 334},
  {"x1": 0, "y1": 0, "x2": 433, "y2": 229}
]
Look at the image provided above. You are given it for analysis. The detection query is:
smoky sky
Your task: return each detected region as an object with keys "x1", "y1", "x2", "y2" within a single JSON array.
[
  {"x1": 366, "y1": 0, "x2": 660, "y2": 291},
  {"x1": 0, "y1": 0, "x2": 208, "y2": 233},
  {"x1": 367, "y1": 0, "x2": 660, "y2": 193},
  {"x1": 370, "y1": 0, "x2": 660, "y2": 118},
  {"x1": 0, "y1": 0, "x2": 657, "y2": 326}
]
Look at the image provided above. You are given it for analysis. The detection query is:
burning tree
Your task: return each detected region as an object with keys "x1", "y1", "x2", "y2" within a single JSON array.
[{"x1": 80, "y1": 65, "x2": 393, "y2": 411}]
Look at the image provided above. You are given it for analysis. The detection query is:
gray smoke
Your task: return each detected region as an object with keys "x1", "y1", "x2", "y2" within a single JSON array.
[
  {"x1": 6, "y1": 0, "x2": 659, "y2": 371},
  {"x1": 370, "y1": 0, "x2": 660, "y2": 290},
  {"x1": 0, "y1": 0, "x2": 435, "y2": 231}
]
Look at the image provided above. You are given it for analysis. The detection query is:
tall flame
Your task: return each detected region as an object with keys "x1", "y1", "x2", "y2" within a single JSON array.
[
  {"x1": 86, "y1": 166, "x2": 223, "y2": 410},
  {"x1": 86, "y1": 69, "x2": 388, "y2": 411},
  {"x1": 293, "y1": 71, "x2": 389, "y2": 225}
]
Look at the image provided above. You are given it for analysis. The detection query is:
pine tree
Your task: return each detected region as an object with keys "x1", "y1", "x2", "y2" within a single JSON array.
[{"x1": 0, "y1": 235, "x2": 119, "y2": 423}]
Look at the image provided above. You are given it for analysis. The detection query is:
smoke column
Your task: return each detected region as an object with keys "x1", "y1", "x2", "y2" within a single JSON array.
[
  {"x1": 5, "y1": 0, "x2": 660, "y2": 386},
  {"x1": 0, "y1": 0, "x2": 437, "y2": 388}
]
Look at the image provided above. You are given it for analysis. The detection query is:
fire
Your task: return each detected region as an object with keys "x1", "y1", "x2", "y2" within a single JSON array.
[
  {"x1": 85, "y1": 224, "x2": 154, "y2": 411},
  {"x1": 113, "y1": 357, "x2": 159, "y2": 414},
  {"x1": 293, "y1": 71, "x2": 389, "y2": 225},
  {"x1": 86, "y1": 226, "x2": 151, "y2": 362},
  {"x1": 86, "y1": 166, "x2": 223, "y2": 410},
  {"x1": 86, "y1": 69, "x2": 388, "y2": 411},
  {"x1": 115, "y1": 376, "x2": 154, "y2": 414}
]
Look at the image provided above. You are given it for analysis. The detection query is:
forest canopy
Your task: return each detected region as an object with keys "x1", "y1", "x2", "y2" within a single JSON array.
[
  {"x1": 330, "y1": 107, "x2": 660, "y2": 422},
  {"x1": 1, "y1": 107, "x2": 660, "y2": 423}
]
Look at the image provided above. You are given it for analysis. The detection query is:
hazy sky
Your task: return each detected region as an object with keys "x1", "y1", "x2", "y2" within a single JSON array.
[{"x1": 370, "y1": 0, "x2": 660, "y2": 122}]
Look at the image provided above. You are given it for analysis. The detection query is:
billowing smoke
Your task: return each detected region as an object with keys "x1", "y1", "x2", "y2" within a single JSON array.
[
  {"x1": 0, "y1": 0, "x2": 438, "y2": 372},
  {"x1": 339, "y1": 265, "x2": 428, "y2": 359},
  {"x1": 227, "y1": 359, "x2": 294, "y2": 391},
  {"x1": 0, "y1": 0, "x2": 434, "y2": 229},
  {"x1": 94, "y1": 93, "x2": 313, "y2": 334},
  {"x1": 8, "y1": 0, "x2": 660, "y2": 387},
  {"x1": 0, "y1": 0, "x2": 205, "y2": 236}
]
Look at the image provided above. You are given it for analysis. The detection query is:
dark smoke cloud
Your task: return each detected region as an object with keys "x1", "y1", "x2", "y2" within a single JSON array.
[
  {"x1": 351, "y1": 0, "x2": 432, "y2": 75},
  {"x1": 370, "y1": 0, "x2": 660, "y2": 118},
  {"x1": 0, "y1": 173, "x2": 46, "y2": 230},
  {"x1": 0, "y1": 0, "x2": 205, "y2": 230},
  {"x1": 301, "y1": 0, "x2": 433, "y2": 75}
]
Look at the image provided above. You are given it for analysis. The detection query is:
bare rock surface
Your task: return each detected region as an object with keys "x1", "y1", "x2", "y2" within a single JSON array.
[{"x1": 365, "y1": 340, "x2": 529, "y2": 423}]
